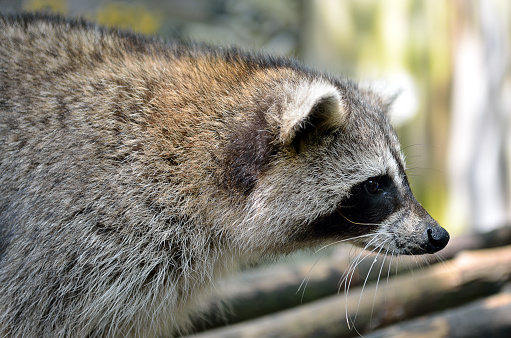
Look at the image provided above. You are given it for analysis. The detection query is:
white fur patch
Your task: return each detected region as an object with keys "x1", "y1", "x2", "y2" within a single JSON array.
[{"x1": 279, "y1": 80, "x2": 345, "y2": 145}]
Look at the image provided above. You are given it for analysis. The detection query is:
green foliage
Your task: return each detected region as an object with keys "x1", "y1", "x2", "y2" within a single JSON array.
[
  {"x1": 95, "y1": 2, "x2": 163, "y2": 34},
  {"x1": 23, "y1": 0, "x2": 67, "y2": 13}
]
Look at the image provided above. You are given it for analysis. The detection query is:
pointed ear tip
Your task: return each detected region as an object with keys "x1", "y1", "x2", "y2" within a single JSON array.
[
  {"x1": 359, "y1": 79, "x2": 403, "y2": 109},
  {"x1": 278, "y1": 81, "x2": 346, "y2": 146}
]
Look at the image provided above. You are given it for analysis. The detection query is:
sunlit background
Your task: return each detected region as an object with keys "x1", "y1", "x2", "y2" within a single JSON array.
[{"x1": 2, "y1": 0, "x2": 510, "y2": 237}]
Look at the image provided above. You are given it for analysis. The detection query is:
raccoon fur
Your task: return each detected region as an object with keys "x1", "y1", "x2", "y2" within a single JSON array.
[{"x1": 0, "y1": 13, "x2": 449, "y2": 337}]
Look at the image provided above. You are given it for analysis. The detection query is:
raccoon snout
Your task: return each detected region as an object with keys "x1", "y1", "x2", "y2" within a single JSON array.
[{"x1": 422, "y1": 225, "x2": 450, "y2": 254}]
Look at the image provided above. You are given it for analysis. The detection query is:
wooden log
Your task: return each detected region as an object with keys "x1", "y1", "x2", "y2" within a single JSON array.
[
  {"x1": 187, "y1": 245, "x2": 511, "y2": 337},
  {"x1": 366, "y1": 291, "x2": 511, "y2": 338},
  {"x1": 438, "y1": 226, "x2": 511, "y2": 259},
  {"x1": 193, "y1": 227, "x2": 511, "y2": 330}
]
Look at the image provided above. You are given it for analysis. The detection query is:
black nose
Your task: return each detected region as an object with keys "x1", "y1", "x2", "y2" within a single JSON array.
[{"x1": 423, "y1": 226, "x2": 450, "y2": 253}]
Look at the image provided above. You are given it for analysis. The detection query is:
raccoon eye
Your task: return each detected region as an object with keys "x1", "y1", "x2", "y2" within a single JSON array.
[{"x1": 365, "y1": 180, "x2": 382, "y2": 194}]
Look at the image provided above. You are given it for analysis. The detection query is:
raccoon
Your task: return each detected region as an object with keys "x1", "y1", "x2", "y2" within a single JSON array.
[{"x1": 0, "y1": 13, "x2": 449, "y2": 337}]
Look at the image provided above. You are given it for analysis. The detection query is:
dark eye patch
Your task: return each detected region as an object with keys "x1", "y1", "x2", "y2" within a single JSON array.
[
  {"x1": 299, "y1": 174, "x2": 401, "y2": 242},
  {"x1": 338, "y1": 175, "x2": 397, "y2": 225}
]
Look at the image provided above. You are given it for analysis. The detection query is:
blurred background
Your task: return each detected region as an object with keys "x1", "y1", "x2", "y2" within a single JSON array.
[
  {"x1": 1, "y1": 0, "x2": 509, "y2": 237},
  {"x1": 2, "y1": 0, "x2": 511, "y2": 336}
]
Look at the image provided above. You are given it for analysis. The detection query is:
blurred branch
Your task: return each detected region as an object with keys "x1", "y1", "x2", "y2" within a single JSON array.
[
  {"x1": 188, "y1": 244, "x2": 511, "y2": 337},
  {"x1": 192, "y1": 227, "x2": 511, "y2": 331},
  {"x1": 366, "y1": 291, "x2": 511, "y2": 338}
]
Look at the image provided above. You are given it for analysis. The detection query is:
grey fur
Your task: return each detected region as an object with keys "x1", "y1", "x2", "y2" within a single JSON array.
[{"x1": 0, "y1": 13, "x2": 449, "y2": 337}]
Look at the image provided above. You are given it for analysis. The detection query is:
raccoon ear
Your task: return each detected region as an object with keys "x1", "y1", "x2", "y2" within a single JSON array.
[
  {"x1": 358, "y1": 81, "x2": 399, "y2": 114},
  {"x1": 279, "y1": 81, "x2": 345, "y2": 148}
]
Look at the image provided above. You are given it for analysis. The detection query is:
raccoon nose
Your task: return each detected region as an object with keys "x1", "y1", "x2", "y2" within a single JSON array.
[{"x1": 423, "y1": 226, "x2": 450, "y2": 253}]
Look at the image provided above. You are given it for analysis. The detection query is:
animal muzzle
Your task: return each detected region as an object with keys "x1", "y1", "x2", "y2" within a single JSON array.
[
  {"x1": 402, "y1": 222, "x2": 450, "y2": 255},
  {"x1": 402, "y1": 199, "x2": 450, "y2": 255}
]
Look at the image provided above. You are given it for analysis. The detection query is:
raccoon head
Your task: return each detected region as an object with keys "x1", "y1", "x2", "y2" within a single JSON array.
[{"x1": 233, "y1": 72, "x2": 449, "y2": 256}]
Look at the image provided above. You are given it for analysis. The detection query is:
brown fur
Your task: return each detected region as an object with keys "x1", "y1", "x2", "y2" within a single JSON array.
[{"x1": 0, "y1": 13, "x2": 448, "y2": 337}]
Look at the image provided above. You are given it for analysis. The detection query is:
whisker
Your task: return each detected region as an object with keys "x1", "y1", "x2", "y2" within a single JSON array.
[
  {"x1": 296, "y1": 248, "x2": 330, "y2": 303},
  {"x1": 314, "y1": 233, "x2": 375, "y2": 254},
  {"x1": 336, "y1": 209, "x2": 384, "y2": 227},
  {"x1": 402, "y1": 143, "x2": 435, "y2": 150},
  {"x1": 353, "y1": 240, "x2": 389, "y2": 324},
  {"x1": 420, "y1": 254, "x2": 432, "y2": 269},
  {"x1": 338, "y1": 235, "x2": 382, "y2": 294},
  {"x1": 341, "y1": 245, "x2": 368, "y2": 295},
  {"x1": 386, "y1": 250, "x2": 395, "y2": 285},
  {"x1": 342, "y1": 238, "x2": 382, "y2": 329},
  {"x1": 434, "y1": 252, "x2": 455, "y2": 270},
  {"x1": 371, "y1": 246, "x2": 390, "y2": 326},
  {"x1": 394, "y1": 254, "x2": 401, "y2": 292},
  {"x1": 342, "y1": 235, "x2": 383, "y2": 294},
  {"x1": 384, "y1": 250, "x2": 395, "y2": 309}
]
